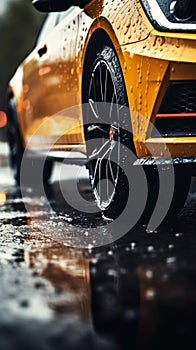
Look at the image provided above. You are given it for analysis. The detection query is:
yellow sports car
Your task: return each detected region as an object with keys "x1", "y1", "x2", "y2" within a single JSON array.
[{"x1": 7, "y1": 0, "x2": 196, "y2": 221}]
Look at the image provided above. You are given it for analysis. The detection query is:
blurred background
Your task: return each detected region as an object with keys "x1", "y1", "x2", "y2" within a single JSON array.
[{"x1": 0, "y1": 0, "x2": 45, "y2": 141}]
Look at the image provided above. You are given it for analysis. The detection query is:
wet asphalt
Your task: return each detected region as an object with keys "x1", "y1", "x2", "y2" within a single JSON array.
[{"x1": 0, "y1": 144, "x2": 196, "y2": 350}]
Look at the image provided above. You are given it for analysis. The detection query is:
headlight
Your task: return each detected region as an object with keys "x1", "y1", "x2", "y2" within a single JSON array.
[{"x1": 140, "y1": 0, "x2": 196, "y2": 32}]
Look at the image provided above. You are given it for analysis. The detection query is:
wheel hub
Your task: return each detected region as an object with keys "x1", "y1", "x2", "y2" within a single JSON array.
[
  {"x1": 109, "y1": 126, "x2": 113, "y2": 141},
  {"x1": 109, "y1": 124, "x2": 118, "y2": 142}
]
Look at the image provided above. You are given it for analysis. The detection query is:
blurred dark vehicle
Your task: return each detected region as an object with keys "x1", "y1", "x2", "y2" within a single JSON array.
[{"x1": 0, "y1": 0, "x2": 44, "y2": 140}]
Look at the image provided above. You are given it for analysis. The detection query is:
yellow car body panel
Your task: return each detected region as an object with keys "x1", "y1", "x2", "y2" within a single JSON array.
[{"x1": 9, "y1": 0, "x2": 196, "y2": 159}]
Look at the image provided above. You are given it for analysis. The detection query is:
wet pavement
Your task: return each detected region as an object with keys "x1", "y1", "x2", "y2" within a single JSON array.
[{"x1": 0, "y1": 143, "x2": 196, "y2": 350}]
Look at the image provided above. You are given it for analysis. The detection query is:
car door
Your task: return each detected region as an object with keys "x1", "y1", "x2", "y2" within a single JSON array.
[{"x1": 21, "y1": 6, "x2": 84, "y2": 150}]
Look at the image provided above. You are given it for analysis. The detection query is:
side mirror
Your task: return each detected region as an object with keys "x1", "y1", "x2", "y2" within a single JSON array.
[{"x1": 32, "y1": 0, "x2": 90, "y2": 12}]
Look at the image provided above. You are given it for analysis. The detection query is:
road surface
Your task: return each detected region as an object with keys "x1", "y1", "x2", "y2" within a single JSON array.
[{"x1": 0, "y1": 142, "x2": 196, "y2": 350}]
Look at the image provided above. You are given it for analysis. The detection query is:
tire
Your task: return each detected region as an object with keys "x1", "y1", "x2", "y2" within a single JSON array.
[
  {"x1": 82, "y1": 45, "x2": 134, "y2": 219},
  {"x1": 169, "y1": 169, "x2": 191, "y2": 218},
  {"x1": 7, "y1": 97, "x2": 53, "y2": 186},
  {"x1": 143, "y1": 166, "x2": 191, "y2": 226}
]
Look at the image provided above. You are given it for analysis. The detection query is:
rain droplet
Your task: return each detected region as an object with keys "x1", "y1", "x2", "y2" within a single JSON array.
[
  {"x1": 166, "y1": 256, "x2": 176, "y2": 264},
  {"x1": 146, "y1": 270, "x2": 153, "y2": 279},
  {"x1": 175, "y1": 232, "x2": 183, "y2": 238},
  {"x1": 145, "y1": 288, "x2": 156, "y2": 300},
  {"x1": 131, "y1": 242, "x2": 136, "y2": 250},
  {"x1": 168, "y1": 244, "x2": 174, "y2": 249},
  {"x1": 147, "y1": 245, "x2": 154, "y2": 252},
  {"x1": 108, "y1": 250, "x2": 113, "y2": 256},
  {"x1": 107, "y1": 269, "x2": 117, "y2": 277}
]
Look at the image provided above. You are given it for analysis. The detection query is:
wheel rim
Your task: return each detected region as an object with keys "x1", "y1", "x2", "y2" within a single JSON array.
[{"x1": 85, "y1": 60, "x2": 121, "y2": 210}]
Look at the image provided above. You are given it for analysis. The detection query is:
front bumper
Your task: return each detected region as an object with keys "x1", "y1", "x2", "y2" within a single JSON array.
[{"x1": 134, "y1": 155, "x2": 196, "y2": 175}]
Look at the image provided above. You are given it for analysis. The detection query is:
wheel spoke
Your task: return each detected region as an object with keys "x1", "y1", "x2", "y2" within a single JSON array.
[
  {"x1": 92, "y1": 72, "x2": 97, "y2": 100},
  {"x1": 87, "y1": 124, "x2": 108, "y2": 134},
  {"x1": 99, "y1": 62, "x2": 104, "y2": 102},
  {"x1": 91, "y1": 154, "x2": 104, "y2": 188},
  {"x1": 93, "y1": 140, "x2": 118, "y2": 205},
  {"x1": 97, "y1": 147, "x2": 113, "y2": 205},
  {"x1": 108, "y1": 139, "x2": 119, "y2": 185},
  {"x1": 109, "y1": 91, "x2": 115, "y2": 121},
  {"x1": 106, "y1": 160, "x2": 114, "y2": 202},
  {"x1": 89, "y1": 98, "x2": 99, "y2": 119},
  {"x1": 104, "y1": 67, "x2": 108, "y2": 102},
  {"x1": 106, "y1": 161, "x2": 109, "y2": 200},
  {"x1": 108, "y1": 158, "x2": 115, "y2": 184},
  {"x1": 89, "y1": 73, "x2": 100, "y2": 115},
  {"x1": 98, "y1": 155, "x2": 102, "y2": 203},
  {"x1": 88, "y1": 98, "x2": 108, "y2": 124},
  {"x1": 91, "y1": 157, "x2": 100, "y2": 187},
  {"x1": 89, "y1": 139, "x2": 111, "y2": 160}
]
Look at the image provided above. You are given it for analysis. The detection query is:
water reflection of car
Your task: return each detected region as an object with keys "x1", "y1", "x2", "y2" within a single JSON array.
[{"x1": 7, "y1": 0, "x2": 196, "y2": 220}]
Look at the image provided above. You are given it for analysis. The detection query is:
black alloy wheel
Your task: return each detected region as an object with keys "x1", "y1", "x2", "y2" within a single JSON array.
[{"x1": 83, "y1": 45, "x2": 133, "y2": 219}]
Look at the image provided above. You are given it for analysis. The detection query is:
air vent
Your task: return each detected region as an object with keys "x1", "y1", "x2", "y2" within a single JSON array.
[{"x1": 152, "y1": 81, "x2": 196, "y2": 137}]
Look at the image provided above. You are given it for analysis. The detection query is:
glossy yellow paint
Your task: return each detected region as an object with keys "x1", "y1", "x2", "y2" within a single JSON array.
[{"x1": 9, "y1": 0, "x2": 196, "y2": 159}]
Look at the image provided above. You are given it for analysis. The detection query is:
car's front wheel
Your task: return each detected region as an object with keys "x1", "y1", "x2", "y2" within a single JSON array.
[
  {"x1": 82, "y1": 44, "x2": 191, "y2": 227},
  {"x1": 83, "y1": 45, "x2": 134, "y2": 219}
]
